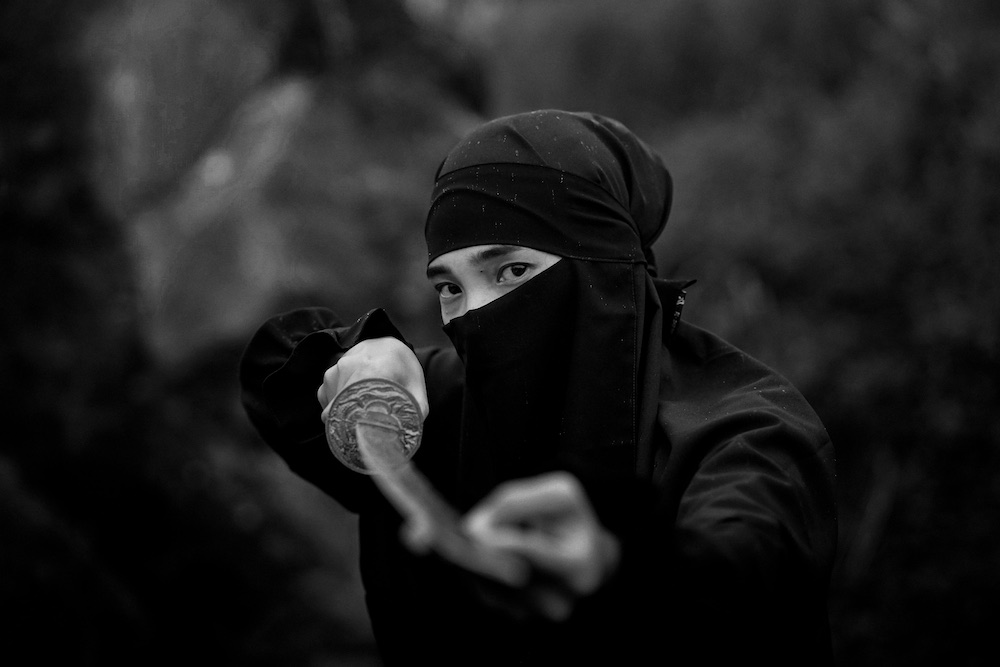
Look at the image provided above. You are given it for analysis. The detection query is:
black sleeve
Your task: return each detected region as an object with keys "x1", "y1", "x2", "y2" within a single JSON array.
[
  {"x1": 652, "y1": 322, "x2": 838, "y2": 664},
  {"x1": 568, "y1": 323, "x2": 837, "y2": 665},
  {"x1": 238, "y1": 306, "x2": 410, "y2": 513}
]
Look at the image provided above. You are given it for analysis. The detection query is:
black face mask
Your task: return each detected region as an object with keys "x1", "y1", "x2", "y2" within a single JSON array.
[
  {"x1": 443, "y1": 259, "x2": 576, "y2": 506},
  {"x1": 424, "y1": 112, "x2": 676, "y2": 507}
]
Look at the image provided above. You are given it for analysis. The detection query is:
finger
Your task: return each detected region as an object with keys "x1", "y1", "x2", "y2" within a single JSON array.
[
  {"x1": 470, "y1": 473, "x2": 576, "y2": 521},
  {"x1": 474, "y1": 581, "x2": 533, "y2": 621},
  {"x1": 465, "y1": 473, "x2": 584, "y2": 534},
  {"x1": 529, "y1": 584, "x2": 574, "y2": 622},
  {"x1": 399, "y1": 518, "x2": 434, "y2": 555},
  {"x1": 476, "y1": 577, "x2": 575, "y2": 623},
  {"x1": 407, "y1": 379, "x2": 430, "y2": 420},
  {"x1": 318, "y1": 363, "x2": 342, "y2": 407},
  {"x1": 469, "y1": 525, "x2": 587, "y2": 573}
]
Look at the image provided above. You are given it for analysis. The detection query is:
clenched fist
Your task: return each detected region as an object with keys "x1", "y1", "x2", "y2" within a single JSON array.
[{"x1": 317, "y1": 336, "x2": 429, "y2": 420}]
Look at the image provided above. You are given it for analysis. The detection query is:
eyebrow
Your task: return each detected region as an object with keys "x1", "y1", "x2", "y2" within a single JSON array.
[{"x1": 426, "y1": 245, "x2": 521, "y2": 280}]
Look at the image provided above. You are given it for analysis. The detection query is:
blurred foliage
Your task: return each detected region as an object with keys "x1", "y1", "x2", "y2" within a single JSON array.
[
  {"x1": 1, "y1": 0, "x2": 469, "y2": 664},
  {"x1": 1, "y1": 0, "x2": 998, "y2": 664}
]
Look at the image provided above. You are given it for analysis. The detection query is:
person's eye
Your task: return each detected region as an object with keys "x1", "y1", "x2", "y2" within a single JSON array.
[
  {"x1": 435, "y1": 282, "x2": 462, "y2": 300},
  {"x1": 497, "y1": 263, "x2": 530, "y2": 284}
]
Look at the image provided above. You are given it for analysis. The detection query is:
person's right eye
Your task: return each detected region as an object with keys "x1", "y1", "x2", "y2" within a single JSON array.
[{"x1": 435, "y1": 282, "x2": 462, "y2": 300}]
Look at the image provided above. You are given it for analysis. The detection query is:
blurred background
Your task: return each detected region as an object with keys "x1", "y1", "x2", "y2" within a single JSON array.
[{"x1": 2, "y1": 0, "x2": 997, "y2": 664}]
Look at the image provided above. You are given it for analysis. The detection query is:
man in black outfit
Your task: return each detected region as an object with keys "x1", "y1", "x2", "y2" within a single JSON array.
[{"x1": 240, "y1": 109, "x2": 837, "y2": 665}]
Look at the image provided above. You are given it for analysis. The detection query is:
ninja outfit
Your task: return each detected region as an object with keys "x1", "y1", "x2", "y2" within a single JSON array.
[{"x1": 240, "y1": 110, "x2": 837, "y2": 665}]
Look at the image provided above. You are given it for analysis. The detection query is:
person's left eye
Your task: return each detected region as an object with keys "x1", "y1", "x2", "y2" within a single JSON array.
[{"x1": 497, "y1": 263, "x2": 530, "y2": 284}]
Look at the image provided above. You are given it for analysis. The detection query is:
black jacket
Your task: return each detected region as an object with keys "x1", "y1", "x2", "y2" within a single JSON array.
[{"x1": 239, "y1": 305, "x2": 837, "y2": 666}]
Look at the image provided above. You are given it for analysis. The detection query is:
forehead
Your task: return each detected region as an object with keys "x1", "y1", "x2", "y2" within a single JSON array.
[{"x1": 426, "y1": 244, "x2": 551, "y2": 277}]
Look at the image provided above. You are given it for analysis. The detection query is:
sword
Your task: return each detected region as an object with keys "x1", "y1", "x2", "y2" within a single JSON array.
[{"x1": 326, "y1": 378, "x2": 529, "y2": 588}]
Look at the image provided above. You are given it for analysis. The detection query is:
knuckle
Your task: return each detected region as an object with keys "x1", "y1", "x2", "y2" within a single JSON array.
[{"x1": 547, "y1": 471, "x2": 578, "y2": 496}]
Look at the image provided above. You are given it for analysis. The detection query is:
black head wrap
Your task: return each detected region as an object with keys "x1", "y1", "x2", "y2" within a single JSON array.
[
  {"x1": 424, "y1": 110, "x2": 676, "y2": 508},
  {"x1": 426, "y1": 109, "x2": 672, "y2": 274}
]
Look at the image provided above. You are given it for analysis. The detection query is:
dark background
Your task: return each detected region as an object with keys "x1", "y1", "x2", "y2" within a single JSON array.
[{"x1": 2, "y1": 0, "x2": 997, "y2": 664}]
